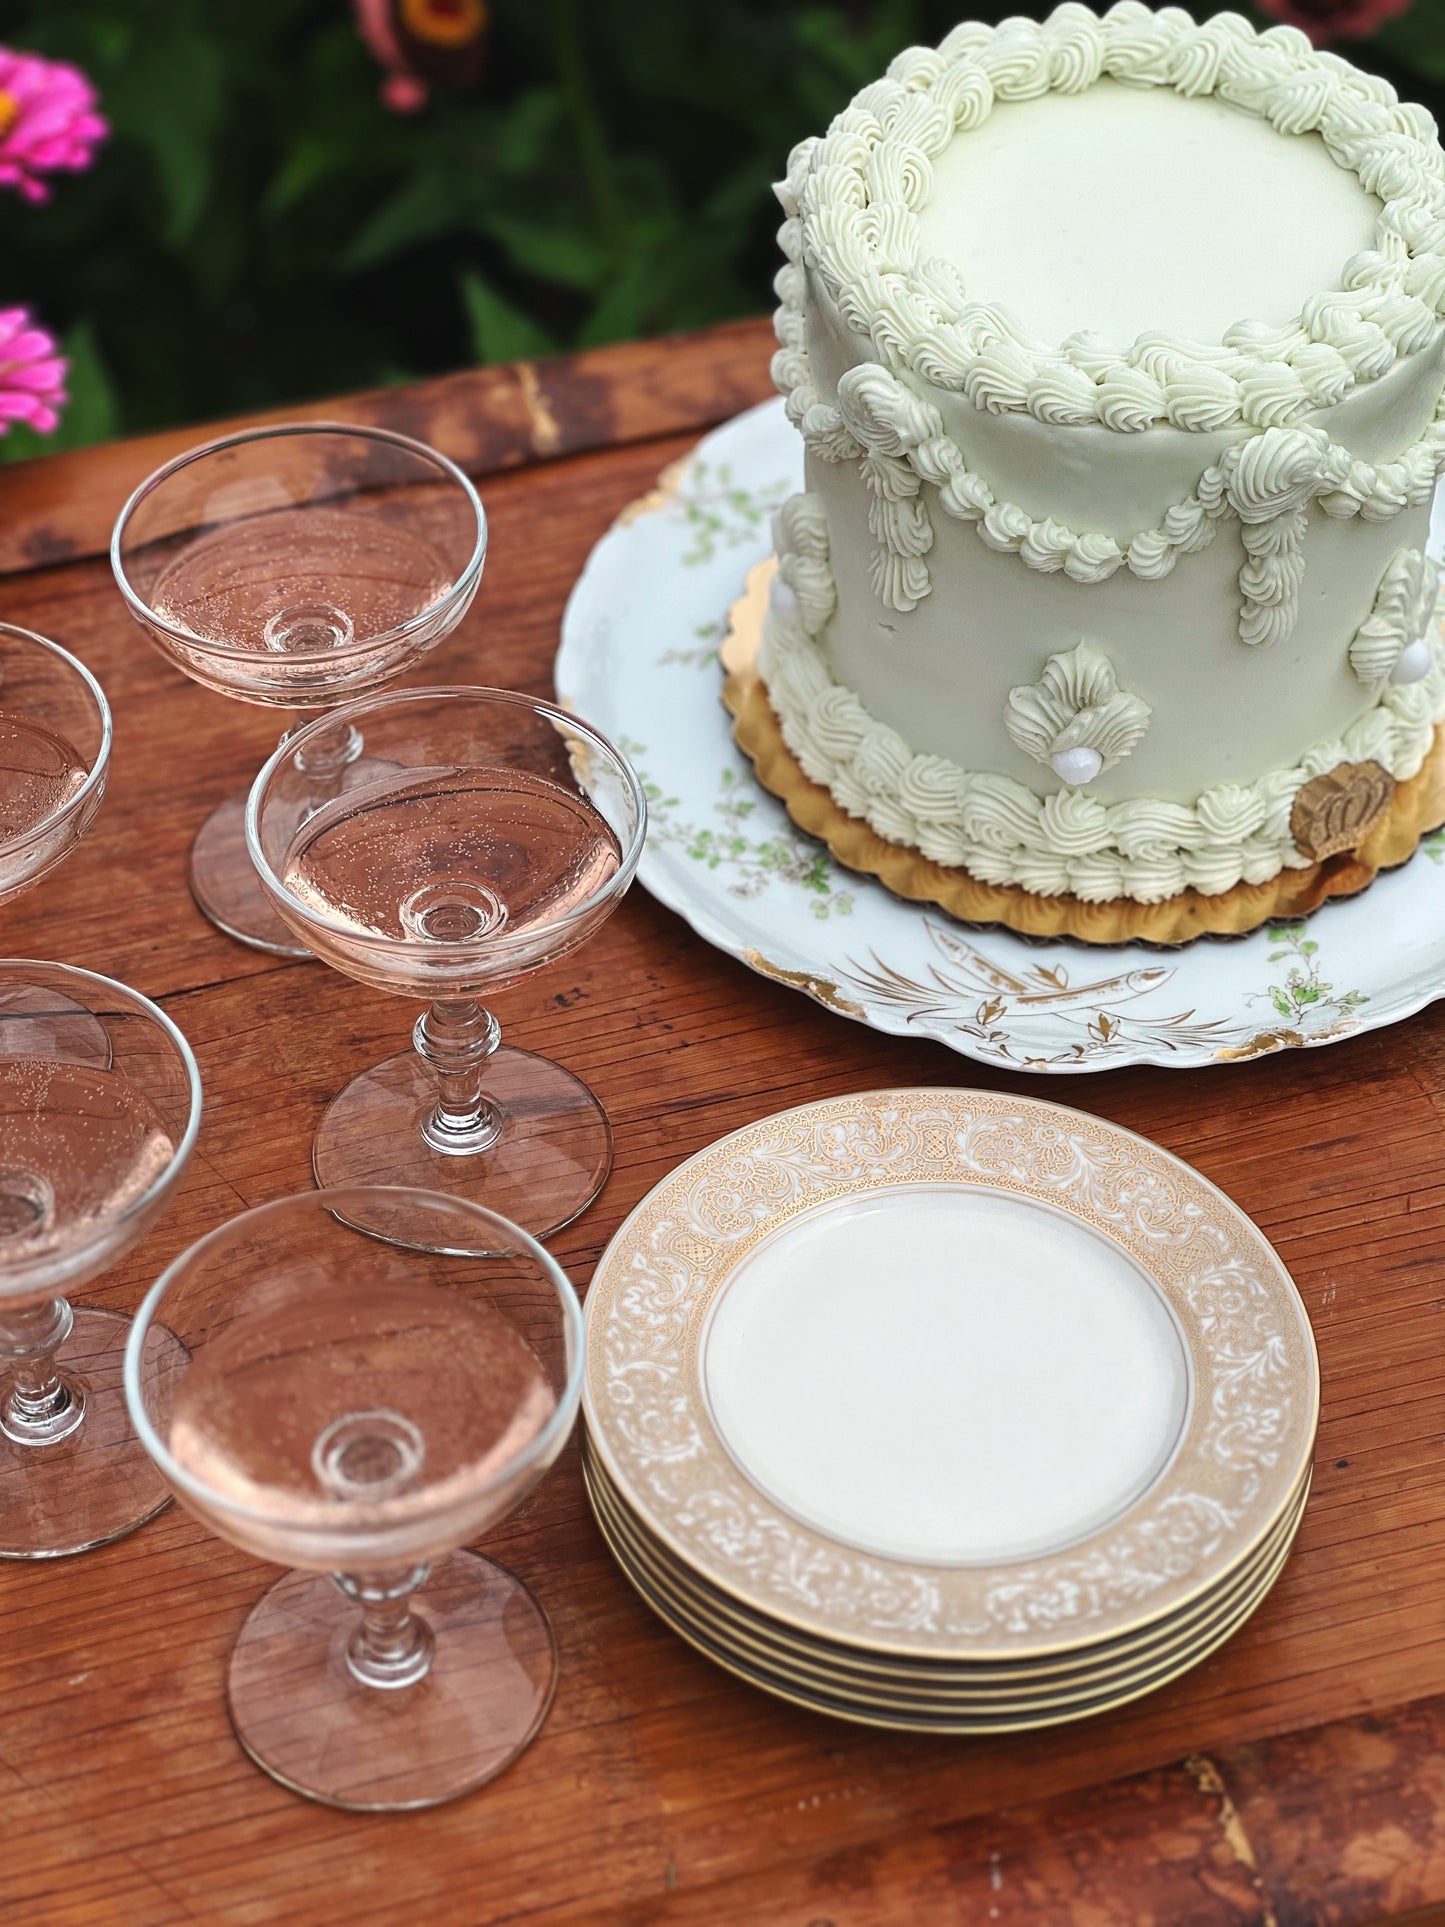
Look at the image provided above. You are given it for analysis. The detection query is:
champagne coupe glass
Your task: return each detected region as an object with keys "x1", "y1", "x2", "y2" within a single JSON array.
[
  {"x1": 246, "y1": 686, "x2": 646, "y2": 1246},
  {"x1": 125, "y1": 1185, "x2": 584, "y2": 1812},
  {"x1": 110, "y1": 423, "x2": 487, "y2": 957},
  {"x1": 0, "y1": 622, "x2": 110, "y2": 906},
  {"x1": 0, "y1": 961, "x2": 200, "y2": 1558}
]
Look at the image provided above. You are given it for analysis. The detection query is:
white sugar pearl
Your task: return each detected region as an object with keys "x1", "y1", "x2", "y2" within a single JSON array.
[
  {"x1": 1051, "y1": 745, "x2": 1104, "y2": 786},
  {"x1": 769, "y1": 577, "x2": 800, "y2": 624},
  {"x1": 1391, "y1": 637, "x2": 1433, "y2": 685}
]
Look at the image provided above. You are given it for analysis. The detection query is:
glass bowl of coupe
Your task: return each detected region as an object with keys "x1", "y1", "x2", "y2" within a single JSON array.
[
  {"x1": 0, "y1": 623, "x2": 110, "y2": 904},
  {"x1": 246, "y1": 686, "x2": 646, "y2": 1247},
  {"x1": 125, "y1": 1186, "x2": 584, "y2": 1812},
  {"x1": 110, "y1": 423, "x2": 486, "y2": 957},
  {"x1": 0, "y1": 962, "x2": 200, "y2": 1558}
]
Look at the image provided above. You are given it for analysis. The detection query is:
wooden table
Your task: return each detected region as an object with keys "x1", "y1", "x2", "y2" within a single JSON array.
[{"x1": 1, "y1": 316, "x2": 1443, "y2": 1927}]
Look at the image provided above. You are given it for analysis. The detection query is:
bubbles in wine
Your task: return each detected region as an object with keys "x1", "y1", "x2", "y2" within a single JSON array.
[
  {"x1": 151, "y1": 506, "x2": 453, "y2": 652},
  {"x1": 280, "y1": 765, "x2": 624, "y2": 948},
  {"x1": 0, "y1": 713, "x2": 91, "y2": 844},
  {"x1": 0, "y1": 1059, "x2": 175, "y2": 1262},
  {"x1": 167, "y1": 1277, "x2": 556, "y2": 1529}
]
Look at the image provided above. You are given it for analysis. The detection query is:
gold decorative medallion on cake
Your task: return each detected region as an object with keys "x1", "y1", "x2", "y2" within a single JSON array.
[{"x1": 746, "y1": 2, "x2": 1445, "y2": 942}]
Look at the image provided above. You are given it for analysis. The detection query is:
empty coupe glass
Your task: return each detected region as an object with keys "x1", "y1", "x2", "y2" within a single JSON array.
[
  {"x1": 0, "y1": 962, "x2": 200, "y2": 1558},
  {"x1": 0, "y1": 622, "x2": 110, "y2": 905},
  {"x1": 110, "y1": 423, "x2": 486, "y2": 956},
  {"x1": 246, "y1": 686, "x2": 645, "y2": 1245},
  {"x1": 125, "y1": 1186, "x2": 584, "y2": 1811}
]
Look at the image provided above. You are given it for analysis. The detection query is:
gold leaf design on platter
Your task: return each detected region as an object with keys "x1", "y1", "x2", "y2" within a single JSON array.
[
  {"x1": 1215, "y1": 1020, "x2": 1357, "y2": 1063},
  {"x1": 1289, "y1": 761, "x2": 1396, "y2": 861},
  {"x1": 613, "y1": 458, "x2": 689, "y2": 528},
  {"x1": 742, "y1": 950, "x2": 865, "y2": 1018}
]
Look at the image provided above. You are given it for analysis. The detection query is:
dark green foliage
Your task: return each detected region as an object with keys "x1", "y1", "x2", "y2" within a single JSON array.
[{"x1": 0, "y1": 0, "x2": 1442, "y2": 454}]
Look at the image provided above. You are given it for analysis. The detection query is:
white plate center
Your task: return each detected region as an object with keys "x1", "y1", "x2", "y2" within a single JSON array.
[{"x1": 702, "y1": 1185, "x2": 1190, "y2": 1565}]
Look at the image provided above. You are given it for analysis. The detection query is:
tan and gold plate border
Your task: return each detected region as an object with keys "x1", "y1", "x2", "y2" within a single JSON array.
[
  {"x1": 583, "y1": 1088, "x2": 1319, "y2": 1662},
  {"x1": 585, "y1": 1446, "x2": 1306, "y2": 1730},
  {"x1": 722, "y1": 558, "x2": 1445, "y2": 946},
  {"x1": 584, "y1": 1441, "x2": 1309, "y2": 1693}
]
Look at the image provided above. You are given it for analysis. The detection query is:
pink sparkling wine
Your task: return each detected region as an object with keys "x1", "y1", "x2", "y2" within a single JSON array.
[
  {"x1": 0, "y1": 1058, "x2": 175, "y2": 1259},
  {"x1": 166, "y1": 1276, "x2": 557, "y2": 1525},
  {"x1": 149, "y1": 506, "x2": 454, "y2": 653},
  {"x1": 280, "y1": 765, "x2": 624, "y2": 944},
  {"x1": 0, "y1": 713, "x2": 90, "y2": 842}
]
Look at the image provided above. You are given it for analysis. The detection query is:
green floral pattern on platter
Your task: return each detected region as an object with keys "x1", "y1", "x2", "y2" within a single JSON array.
[
  {"x1": 679, "y1": 461, "x2": 791, "y2": 569},
  {"x1": 557, "y1": 398, "x2": 1445, "y2": 1075},
  {"x1": 655, "y1": 620, "x2": 724, "y2": 671},
  {"x1": 624, "y1": 739, "x2": 854, "y2": 921}
]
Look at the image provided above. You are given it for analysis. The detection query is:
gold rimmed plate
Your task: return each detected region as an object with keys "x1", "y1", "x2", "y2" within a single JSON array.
[
  {"x1": 583, "y1": 1088, "x2": 1319, "y2": 1664},
  {"x1": 592, "y1": 1467, "x2": 1303, "y2": 1733},
  {"x1": 584, "y1": 1442, "x2": 1310, "y2": 1702},
  {"x1": 584, "y1": 1441, "x2": 1310, "y2": 1694}
]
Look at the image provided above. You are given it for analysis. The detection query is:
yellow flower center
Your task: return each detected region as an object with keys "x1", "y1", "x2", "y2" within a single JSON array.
[
  {"x1": 0, "y1": 94, "x2": 18, "y2": 141},
  {"x1": 398, "y1": 0, "x2": 488, "y2": 49}
]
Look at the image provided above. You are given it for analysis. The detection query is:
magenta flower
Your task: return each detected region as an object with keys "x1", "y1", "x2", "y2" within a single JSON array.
[
  {"x1": 0, "y1": 49, "x2": 106, "y2": 205},
  {"x1": 1257, "y1": 0, "x2": 1414, "y2": 42},
  {"x1": 0, "y1": 309, "x2": 66, "y2": 437}
]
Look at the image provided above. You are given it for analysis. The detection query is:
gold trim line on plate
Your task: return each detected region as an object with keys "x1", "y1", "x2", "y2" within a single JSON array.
[
  {"x1": 721, "y1": 557, "x2": 1445, "y2": 947},
  {"x1": 593, "y1": 1485, "x2": 1301, "y2": 1725},
  {"x1": 583, "y1": 1086, "x2": 1320, "y2": 1663},
  {"x1": 590, "y1": 1459, "x2": 1303, "y2": 1734},
  {"x1": 738, "y1": 951, "x2": 865, "y2": 1020},
  {"x1": 583, "y1": 1441, "x2": 1310, "y2": 1698},
  {"x1": 583, "y1": 1437, "x2": 1312, "y2": 1684},
  {"x1": 611, "y1": 457, "x2": 689, "y2": 528}
]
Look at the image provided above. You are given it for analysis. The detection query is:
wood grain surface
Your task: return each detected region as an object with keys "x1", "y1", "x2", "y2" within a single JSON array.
[{"x1": 0, "y1": 324, "x2": 1443, "y2": 1926}]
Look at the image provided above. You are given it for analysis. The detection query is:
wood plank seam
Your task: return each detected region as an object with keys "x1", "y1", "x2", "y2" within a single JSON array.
[{"x1": 1185, "y1": 1754, "x2": 1280, "y2": 1927}]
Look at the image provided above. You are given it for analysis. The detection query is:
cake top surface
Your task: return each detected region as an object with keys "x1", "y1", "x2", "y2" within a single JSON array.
[
  {"x1": 914, "y1": 79, "x2": 1381, "y2": 345},
  {"x1": 774, "y1": 4, "x2": 1445, "y2": 434}
]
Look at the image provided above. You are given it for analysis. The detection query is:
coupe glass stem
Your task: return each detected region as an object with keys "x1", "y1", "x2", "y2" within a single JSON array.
[
  {"x1": 334, "y1": 1563, "x2": 434, "y2": 1689},
  {"x1": 0, "y1": 1296, "x2": 85, "y2": 1446},
  {"x1": 414, "y1": 999, "x2": 503, "y2": 1155},
  {"x1": 286, "y1": 710, "x2": 364, "y2": 799}
]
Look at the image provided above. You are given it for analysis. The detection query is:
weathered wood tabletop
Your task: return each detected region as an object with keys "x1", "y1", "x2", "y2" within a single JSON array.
[{"x1": 1, "y1": 315, "x2": 1444, "y2": 1927}]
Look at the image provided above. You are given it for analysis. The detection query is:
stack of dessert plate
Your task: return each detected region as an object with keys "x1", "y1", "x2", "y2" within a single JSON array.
[{"x1": 583, "y1": 1089, "x2": 1319, "y2": 1732}]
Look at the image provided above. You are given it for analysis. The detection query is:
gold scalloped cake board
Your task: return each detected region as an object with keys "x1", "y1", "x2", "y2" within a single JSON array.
[{"x1": 721, "y1": 557, "x2": 1445, "y2": 946}]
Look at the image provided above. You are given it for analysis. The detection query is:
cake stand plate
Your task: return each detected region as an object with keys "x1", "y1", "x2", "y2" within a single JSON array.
[{"x1": 557, "y1": 397, "x2": 1445, "y2": 1074}]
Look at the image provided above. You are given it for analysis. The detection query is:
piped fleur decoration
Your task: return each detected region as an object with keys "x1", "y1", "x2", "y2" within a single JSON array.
[
  {"x1": 1349, "y1": 547, "x2": 1441, "y2": 688},
  {"x1": 1004, "y1": 642, "x2": 1151, "y2": 788}
]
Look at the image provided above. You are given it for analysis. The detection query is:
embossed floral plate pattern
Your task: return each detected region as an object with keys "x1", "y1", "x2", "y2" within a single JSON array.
[
  {"x1": 584, "y1": 1450, "x2": 1307, "y2": 1733},
  {"x1": 556, "y1": 397, "x2": 1445, "y2": 1072},
  {"x1": 582, "y1": 1089, "x2": 1319, "y2": 1665},
  {"x1": 584, "y1": 1444, "x2": 1310, "y2": 1691}
]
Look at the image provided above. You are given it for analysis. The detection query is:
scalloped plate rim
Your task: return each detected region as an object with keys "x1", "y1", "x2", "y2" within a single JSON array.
[{"x1": 557, "y1": 396, "x2": 1445, "y2": 1075}]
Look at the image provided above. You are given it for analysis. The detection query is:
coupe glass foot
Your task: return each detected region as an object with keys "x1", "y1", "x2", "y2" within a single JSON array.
[
  {"x1": 226, "y1": 1551, "x2": 557, "y2": 1812},
  {"x1": 190, "y1": 791, "x2": 312, "y2": 957},
  {"x1": 313, "y1": 1045, "x2": 612, "y2": 1246},
  {"x1": 0, "y1": 1307, "x2": 180, "y2": 1558}
]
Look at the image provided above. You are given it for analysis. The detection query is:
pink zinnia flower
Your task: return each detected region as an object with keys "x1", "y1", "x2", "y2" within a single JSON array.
[
  {"x1": 0, "y1": 49, "x2": 106, "y2": 205},
  {"x1": 0, "y1": 309, "x2": 66, "y2": 437},
  {"x1": 1257, "y1": 0, "x2": 1414, "y2": 43}
]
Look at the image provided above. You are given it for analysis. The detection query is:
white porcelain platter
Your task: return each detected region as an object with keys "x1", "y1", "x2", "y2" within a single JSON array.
[
  {"x1": 582, "y1": 1087, "x2": 1319, "y2": 1665},
  {"x1": 556, "y1": 395, "x2": 1445, "y2": 1073}
]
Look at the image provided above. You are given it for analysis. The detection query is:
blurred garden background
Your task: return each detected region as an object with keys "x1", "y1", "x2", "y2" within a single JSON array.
[{"x1": 2, "y1": 0, "x2": 1445, "y2": 458}]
